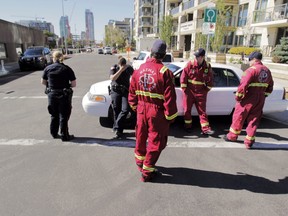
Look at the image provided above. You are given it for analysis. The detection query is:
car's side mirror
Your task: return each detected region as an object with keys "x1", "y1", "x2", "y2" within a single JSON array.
[{"x1": 133, "y1": 57, "x2": 137, "y2": 60}]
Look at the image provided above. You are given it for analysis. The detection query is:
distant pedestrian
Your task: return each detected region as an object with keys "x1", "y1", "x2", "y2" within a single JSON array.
[
  {"x1": 110, "y1": 57, "x2": 134, "y2": 139},
  {"x1": 41, "y1": 51, "x2": 76, "y2": 141},
  {"x1": 223, "y1": 51, "x2": 274, "y2": 149},
  {"x1": 180, "y1": 48, "x2": 214, "y2": 135},
  {"x1": 129, "y1": 39, "x2": 178, "y2": 182}
]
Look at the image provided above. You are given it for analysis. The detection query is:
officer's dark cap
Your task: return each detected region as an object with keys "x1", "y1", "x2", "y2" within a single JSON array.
[
  {"x1": 151, "y1": 39, "x2": 167, "y2": 54},
  {"x1": 248, "y1": 51, "x2": 262, "y2": 61},
  {"x1": 194, "y1": 48, "x2": 206, "y2": 57}
]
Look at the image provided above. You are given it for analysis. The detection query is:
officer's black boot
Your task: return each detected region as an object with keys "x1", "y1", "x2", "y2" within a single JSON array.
[{"x1": 61, "y1": 128, "x2": 74, "y2": 141}]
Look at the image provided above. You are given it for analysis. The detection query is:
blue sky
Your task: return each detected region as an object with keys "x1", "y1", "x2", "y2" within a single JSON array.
[{"x1": 0, "y1": 0, "x2": 133, "y2": 41}]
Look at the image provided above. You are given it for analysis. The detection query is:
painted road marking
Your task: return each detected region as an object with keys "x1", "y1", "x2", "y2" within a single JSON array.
[
  {"x1": 0, "y1": 138, "x2": 287, "y2": 149},
  {"x1": 2, "y1": 96, "x2": 82, "y2": 99}
]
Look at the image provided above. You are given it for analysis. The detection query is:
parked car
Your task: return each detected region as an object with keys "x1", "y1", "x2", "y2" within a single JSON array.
[
  {"x1": 132, "y1": 51, "x2": 174, "y2": 70},
  {"x1": 112, "y1": 48, "x2": 118, "y2": 54},
  {"x1": 86, "y1": 47, "x2": 93, "y2": 52},
  {"x1": 18, "y1": 46, "x2": 53, "y2": 71},
  {"x1": 103, "y1": 47, "x2": 112, "y2": 55},
  {"x1": 82, "y1": 62, "x2": 288, "y2": 127},
  {"x1": 98, "y1": 48, "x2": 104, "y2": 54}
]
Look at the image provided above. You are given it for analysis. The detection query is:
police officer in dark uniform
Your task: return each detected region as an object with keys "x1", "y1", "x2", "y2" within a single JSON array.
[
  {"x1": 41, "y1": 51, "x2": 76, "y2": 141},
  {"x1": 110, "y1": 57, "x2": 134, "y2": 138}
]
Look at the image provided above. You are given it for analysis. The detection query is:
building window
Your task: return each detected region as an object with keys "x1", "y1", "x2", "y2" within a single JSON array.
[
  {"x1": 235, "y1": 35, "x2": 244, "y2": 46},
  {"x1": 255, "y1": 0, "x2": 268, "y2": 10},
  {"x1": 250, "y1": 34, "x2": 262, "y2": 47},
  {"x1": 223, "y1": 32, "x2": 234, "y2": 45},
  {"x1": 0, "y1": 43, "x2": 7, "y2": 59},
  {"x1": 238, "y1": 4, "x2": 248, "y2": 26}
]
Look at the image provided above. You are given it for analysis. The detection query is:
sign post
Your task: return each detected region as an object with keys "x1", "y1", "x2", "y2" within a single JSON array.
[{"x1": 202, "y1": 7, "x2": 217, "y2": 58}]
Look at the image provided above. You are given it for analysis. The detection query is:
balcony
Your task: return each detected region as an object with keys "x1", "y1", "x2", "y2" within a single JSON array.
[
  {"x1": 170, "y1": 6, "x2": 180, "y2": 15},
  {"x1": 139, "y1": 21, "x2": 153, "y2": 27},
  {"x1": 140, "y1": 11, "x2": 153, "y2": 17},
  {"x1": 140, "y1": 0, "x2": 153, "y2": 7},
  {"x1": 183, "y1": 0, "x2": 194, "y2": 10},
  {"x1": 252, "y1": 3, "x2": 288, "y2": 27}
]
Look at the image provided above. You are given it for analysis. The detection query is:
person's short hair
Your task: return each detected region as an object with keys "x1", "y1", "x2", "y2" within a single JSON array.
[
  {"x1": 151, "y1": 52, "x2": 166, "y2": 60},
  {"x1": 194, "y1": 48, "x2": 206, "y2": 57},
  {"x1": 118, "y1": 57, "x2": 126, "y2": 66},
  {"x1": 248, "y1": 51, "x2": 262, "y2": 61}
]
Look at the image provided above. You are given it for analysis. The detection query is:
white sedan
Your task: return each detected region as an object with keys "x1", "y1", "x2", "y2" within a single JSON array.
[{"x1": 82, "y1": 62, "x2": 288, "y2": 126}]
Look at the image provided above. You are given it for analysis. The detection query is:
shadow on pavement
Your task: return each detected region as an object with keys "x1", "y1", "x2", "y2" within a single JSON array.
[
  {"x1": 0, "y1": 70, "x2": 37, "y2": 85},
  {"x1": 153, "y1": 166, "x2": 288, "y2": 194}
]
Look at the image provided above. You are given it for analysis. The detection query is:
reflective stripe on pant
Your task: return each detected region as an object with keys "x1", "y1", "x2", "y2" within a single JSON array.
[
  {"x1": 134, "y1": 103, "x2": 169, "y2": 177},
  {"x1": 228, "y1": 96, "x2": 265, "y2": 144}
]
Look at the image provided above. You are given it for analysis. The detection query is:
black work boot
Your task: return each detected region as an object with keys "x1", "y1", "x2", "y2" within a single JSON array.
[{"x1": 61, "y1": 134, "x2": 75, "y2": 142}]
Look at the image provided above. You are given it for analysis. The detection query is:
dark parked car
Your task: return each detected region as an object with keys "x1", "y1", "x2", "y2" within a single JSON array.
[
  {"x1": 18, "y1": 46, "x2": 53, "y2": 71},
  {"x1": 98, "y1": 48, "x2": 104, "y2": 54}
]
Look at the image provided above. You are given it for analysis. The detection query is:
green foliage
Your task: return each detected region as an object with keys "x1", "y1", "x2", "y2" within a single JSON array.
[
  {"x1": 105, "y1": 25, "x2": 126, "y2": 49},
  {"x1": 210, "y1": 0, "x2": 236, "y2": 53},
  {"x1": 159, "y1": 15, "x2": 174, "y2": 48},
  {"x1": 195, "y1": 33, "x2": 208, "y2": 50},
  {"x1": 272, "y1": 37, "x2": 288, "y2": 64},
  {"x1": 228, "y1": 47, "x2": 260, "y2": 55}
]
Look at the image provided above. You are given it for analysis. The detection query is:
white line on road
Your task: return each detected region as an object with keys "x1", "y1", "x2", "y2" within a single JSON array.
[
  {"x1": 0, "y1": 138, "x2": 287, "y2": 149},
  {"x1": 2, "y1": 96, "x2": 82, "y2": 99}
]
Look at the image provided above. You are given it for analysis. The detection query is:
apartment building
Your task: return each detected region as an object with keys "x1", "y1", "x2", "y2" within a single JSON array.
[{"x1": 134, "y1": 0, "x2": 288, "y2": 56}]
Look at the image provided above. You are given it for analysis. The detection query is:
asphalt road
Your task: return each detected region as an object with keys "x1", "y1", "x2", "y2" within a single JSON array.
[{"x1": 0, "y1": 52, "x2": 287, "y2": 216}]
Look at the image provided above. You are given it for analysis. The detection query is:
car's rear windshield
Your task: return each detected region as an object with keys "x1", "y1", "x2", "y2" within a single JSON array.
[{"x1": 24, "y1": 49, "x2": 43, "y2": 55}]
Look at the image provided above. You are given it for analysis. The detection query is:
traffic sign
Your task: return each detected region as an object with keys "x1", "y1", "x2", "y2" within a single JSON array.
[
  {"x1": 204, "y1": 8, "x2": 217, "y2": 23},
  {"x1": 202, "y1": 22, "x2": 216, "y2": 35}
]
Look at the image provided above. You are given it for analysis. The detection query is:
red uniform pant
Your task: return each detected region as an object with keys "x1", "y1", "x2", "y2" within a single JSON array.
[
  {"x1": 227, "y1": 95, "x2": 265, "y2": 145},
  {"x1": 134, "y1": 102, "x2": 169, "y2": 177},
  {"x1": 183, "y1": 89, "x2": 211, "y2": 132}
]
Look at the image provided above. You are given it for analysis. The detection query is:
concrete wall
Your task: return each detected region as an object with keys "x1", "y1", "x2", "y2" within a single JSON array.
[{"x1": 0, "y1": 19, "x2": 45, "y2": 63}]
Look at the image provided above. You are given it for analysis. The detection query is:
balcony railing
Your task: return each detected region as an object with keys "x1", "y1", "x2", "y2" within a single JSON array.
[
  {"x1": 198, "y1": 0, "x2": 209, "y2": 4},
  {"x1": 141, "y1": 0, "x2": 153, "y2": 6},
  {"x1": 140, "y1": 11, "x2": 153, "y2": 17},
  {"x1": 170, "y1": 6, "x2": 180, "y2": 15},
  {"x1": 183, "y1": 0, "x2": 194, "y2": 11},
  {"x1": 253, "y1": 3, "x2": 288, "y2": 23}
]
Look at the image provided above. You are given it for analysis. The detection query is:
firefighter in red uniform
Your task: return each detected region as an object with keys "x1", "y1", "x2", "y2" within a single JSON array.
[
  {"x1": 223, "y1": 51, "x2": 274, "y2": 149},
  {"x1": 128, "y1": 39, "x2": 178, "y2": 182},
  {"x1": 180, "y1": 48, "x2": 214, "y2": 135}
]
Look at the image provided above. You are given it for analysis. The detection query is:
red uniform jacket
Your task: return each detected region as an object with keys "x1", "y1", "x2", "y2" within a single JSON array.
[
  {"x1": 128, "y1": 58, "x2": 178, "y2": 121},
  {"x1": 235, "y1": 61, "x2": 274, "y2": 101},
  {"x1": 180, "y1": 59, "x2": 213, "y2": 94}
]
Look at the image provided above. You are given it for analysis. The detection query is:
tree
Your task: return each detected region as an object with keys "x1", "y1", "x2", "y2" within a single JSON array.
[
  {"x1": 272, "y1": 37, "x2": 288, "y2": 64},
  {"x1": 210, "y1": 0, "x2": 236, "y2": 53},
  {"x1": 105, "y1": 25, "x2": 126, "y2": 49},
  {"x1": 159, "y1": 15, "x2": 174, "y2": 48},
  {"x1": 43, "y1": 30, "x2": 57, "y2": 49}
]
